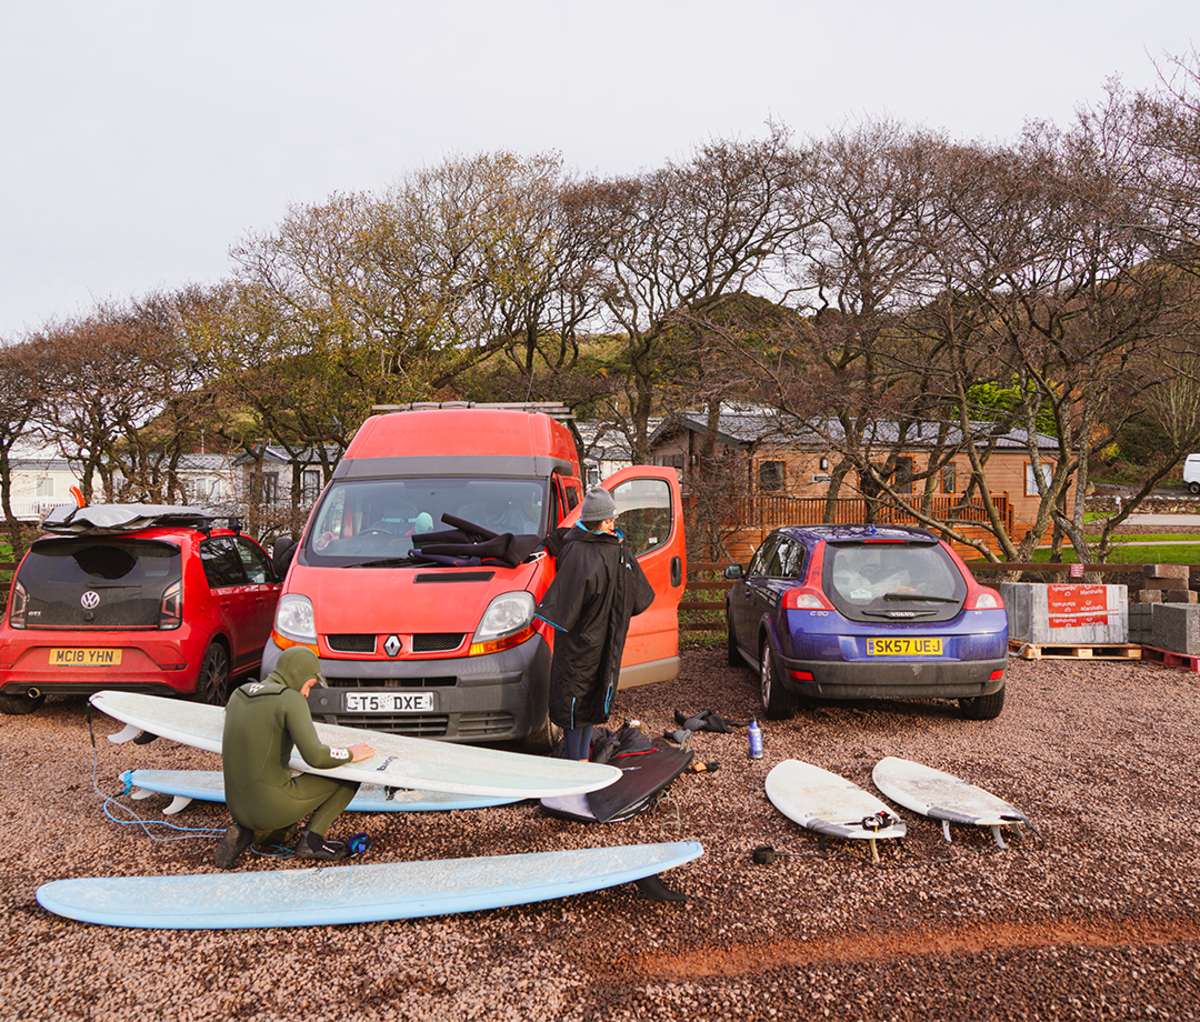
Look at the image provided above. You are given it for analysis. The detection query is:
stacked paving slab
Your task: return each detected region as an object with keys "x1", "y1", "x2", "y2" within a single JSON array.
[{"x1": 1137, "y1": 565, "x2": 1200, "y2": 655}]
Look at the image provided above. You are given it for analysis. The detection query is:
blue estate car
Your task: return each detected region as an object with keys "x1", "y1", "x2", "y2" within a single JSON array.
[{"x1": 724, "y1": 525, "x2": 1008, "y2": 721}]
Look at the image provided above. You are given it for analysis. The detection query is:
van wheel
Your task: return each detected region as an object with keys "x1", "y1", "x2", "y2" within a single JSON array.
[
  {"x1": 959, "y1": 684, "x2": 1005, "y2": 720},
  {"x1": 1190, "y1": 482, "x2": 1200, "y2": 495},
  {"x1": 0, "y1": 691, "x2": 45, "y2": 715},
  {"x1": 760, "y1": 642, "x2": 796, "y2": 720},
  {"x1": 193, "y1": 642, "x2": 231, "y2": 706}
]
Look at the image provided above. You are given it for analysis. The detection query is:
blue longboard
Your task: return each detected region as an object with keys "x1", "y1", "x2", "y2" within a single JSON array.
[
  {"x1": 36, "y1": 841, "x2": 703, "y2": 929},
  {"x1": 121, "y1": 769, "x2": 521, "y2": 815}
]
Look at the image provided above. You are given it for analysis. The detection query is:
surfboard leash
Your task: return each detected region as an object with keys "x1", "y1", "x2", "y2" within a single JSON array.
[{"x1": 85, "y1": 702, "x2": 225, "y2": 844}]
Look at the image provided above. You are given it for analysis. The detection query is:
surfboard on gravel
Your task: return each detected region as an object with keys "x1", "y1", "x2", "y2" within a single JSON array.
[
  {"x1": 36, "y1": 840, "x2": 704, "y2": 929},
  {"x1": 121, "y1": 769, "x2": 521, "y2": 815},
  {"x1": 765, "y1": 759, "x2": 905, "y2": 862},
  {"x1": 872, "y1": 756, "x2": 1029, "y2": 848},
  {"x1": 91, "y1": 690, "x2": 620, "y2": 800}
]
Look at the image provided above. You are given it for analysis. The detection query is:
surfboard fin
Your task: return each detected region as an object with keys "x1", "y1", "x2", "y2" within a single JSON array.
[
  {"x1": 108, "y1": 723, "x2": 145, "y2": 745},
  {"x1": 634, "y1": 874, "x2": 687, "y2": 902}
]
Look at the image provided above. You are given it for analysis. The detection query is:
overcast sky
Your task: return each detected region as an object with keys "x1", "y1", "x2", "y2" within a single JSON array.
[{"x1": 1, "y1": 1, "x2": 1195, "y2": 340}]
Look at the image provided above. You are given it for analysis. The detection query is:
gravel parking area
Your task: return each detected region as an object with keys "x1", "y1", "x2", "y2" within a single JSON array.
[{"x1": 3, "y1": 649, "x2": 1199, "y2": 1021}]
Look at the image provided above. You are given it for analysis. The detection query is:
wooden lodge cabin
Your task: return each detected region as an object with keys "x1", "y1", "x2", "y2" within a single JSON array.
[{"x1": 648, "y1": 409, "x2": 1070, "y2": 562}]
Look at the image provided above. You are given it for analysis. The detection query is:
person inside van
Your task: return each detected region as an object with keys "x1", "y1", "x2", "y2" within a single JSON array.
[
  {"x1": 214, "y1": 647, "x2": 376, "y2": 868},
  {"x1": 535, "y1": 487, "x2": 655, "y2": 761}
]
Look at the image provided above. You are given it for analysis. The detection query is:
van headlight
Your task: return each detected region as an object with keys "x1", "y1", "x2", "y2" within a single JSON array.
[
  {"x1": 469, "y1": 592, "x2": 536, "y2": 656},
  {"x1": 274, "y1": 594, "x2": 317, "y2": 644}
]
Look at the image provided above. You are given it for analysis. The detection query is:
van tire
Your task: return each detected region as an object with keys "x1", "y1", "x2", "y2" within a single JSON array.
[
  {"x1": 522, "y1": 716, "x2": 561, "y2": 755},
  {"x1": 1189, "y1": 482, "x2": 1200, "y2": 495}
]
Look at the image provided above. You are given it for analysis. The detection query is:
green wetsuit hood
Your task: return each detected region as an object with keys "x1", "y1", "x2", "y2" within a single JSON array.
[{"x1": 267, "y1": 647, "x2": 323, "y2": 693}]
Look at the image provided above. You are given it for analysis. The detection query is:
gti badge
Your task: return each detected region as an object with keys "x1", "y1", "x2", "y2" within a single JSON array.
[
  {"x1": 81, "y1": 591, "x2": 101, "y2": 609},
  {"x1": 383, "y1": 635, "x2": 402, "y2": 657}
]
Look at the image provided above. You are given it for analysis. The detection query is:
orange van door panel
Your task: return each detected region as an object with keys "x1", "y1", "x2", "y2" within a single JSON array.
[{"x1": 567, "y1": 467, "x2": 686, "y2": 687}]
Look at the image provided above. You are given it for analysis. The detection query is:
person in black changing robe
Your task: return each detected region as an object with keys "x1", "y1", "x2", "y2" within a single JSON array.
[{"x1": 535, "y1": 486, "x2": 655, "y2": 761}]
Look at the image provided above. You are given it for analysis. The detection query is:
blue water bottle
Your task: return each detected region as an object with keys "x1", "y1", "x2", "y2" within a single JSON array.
[{"x1": 747, "y1": 718, "x2": 763, "y2": 759}]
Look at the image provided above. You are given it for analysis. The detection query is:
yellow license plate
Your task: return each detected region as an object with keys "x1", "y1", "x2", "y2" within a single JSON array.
[
  {"x1": 866, "y1": 637, "x2": 942, "y2": 656},
  {"x1": 51, "y1": 648, "x2": 123, "y2": 667}
]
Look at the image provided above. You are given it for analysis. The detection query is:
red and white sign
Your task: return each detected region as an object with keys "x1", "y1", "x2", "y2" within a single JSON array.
[{"x1": 1047, "y1": 584, "x2": 1111, "y2": 629}]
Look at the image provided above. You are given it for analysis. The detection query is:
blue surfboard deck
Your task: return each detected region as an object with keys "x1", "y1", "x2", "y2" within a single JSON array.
[
  {"x1": 121, "y1": 769, "x2": 521, "y2": 814},
  {"x1": 36, "y1": 841, "x2": 704, "y2": 929},
  {"x1": 90, "y1": 690, "x2": 620, "y2": 799}
]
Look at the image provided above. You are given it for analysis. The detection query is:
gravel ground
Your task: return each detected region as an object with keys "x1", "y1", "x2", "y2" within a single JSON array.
[{"x1": 3, "y1": 649, "x2": 1200, "y2": 1022}]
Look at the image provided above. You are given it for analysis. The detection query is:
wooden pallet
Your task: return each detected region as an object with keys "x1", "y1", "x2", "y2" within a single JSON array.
[
  {"x1": 1137, "y1": 645, "x2": 1200, "y2": 673},
  {"x1": 1008, "y1": 640, "x2": 1142, "y2": 661}
]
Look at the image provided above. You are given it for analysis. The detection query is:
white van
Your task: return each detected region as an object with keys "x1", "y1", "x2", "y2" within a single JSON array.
[{"x1": 1184, "y1": 453, "x2": 1200, "y2": 495}]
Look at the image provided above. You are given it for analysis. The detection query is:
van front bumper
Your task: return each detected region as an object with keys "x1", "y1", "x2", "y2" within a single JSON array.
[{"x1": 263, "y1": 634, "x2": 552, "y2": 742}]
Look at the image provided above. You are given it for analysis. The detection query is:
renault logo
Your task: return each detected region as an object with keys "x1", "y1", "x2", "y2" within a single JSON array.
[
  {"x1": 81, "y1": 591, "x2": 101, "y2": 610},
  {"x1": 383, "y1": 635, "x2": 402, "y2": 657}
]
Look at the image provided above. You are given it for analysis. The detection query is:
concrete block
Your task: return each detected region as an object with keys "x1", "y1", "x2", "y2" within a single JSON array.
[
  {"x1": 1001, "y1": 582, "x2": 1128, "y2": 644},
  {"x1": 1136, "y1": 590, "x2": 1163, "y2": 603},
  {"x1": 1164, "y1": 590, "x2": 1199, "y2": 603},
  {"x1": 1154, "y1": 576, "x2": 1190, "y2": 591},
  {"x1": 1143, "y1": 564, "x2": 1190, "y2": 581},
  {"x1": 1151, "y1": 604, "x2": 1200, "y2": 655}
]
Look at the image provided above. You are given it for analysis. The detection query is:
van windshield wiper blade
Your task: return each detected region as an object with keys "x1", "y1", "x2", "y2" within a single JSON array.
[
  {"x1": 347, "y1": 556, "x2": 419, "y2": 568},
  {"x1": 881, "y1": 592, "x2": 960, "y2": 603}
]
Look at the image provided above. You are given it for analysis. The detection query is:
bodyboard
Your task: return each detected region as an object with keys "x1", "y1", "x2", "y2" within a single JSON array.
[
  {"x1": 872, "y1": 756, "x2": 1028, "y2": 829},
  {"x1": 540, "y1": 743, "x2": 693, "y2": 823},
  {"x1": 121, "y1": 769, "x2": 521, "y2": 815},
  {"x1": 36, "y1": 841, "x2": 704, "y2": 929},
  {"x1": 90, "y1": 690, "x2": 619, "y2": 800},
  {"x1": 765, "y1": 759, "x2": 906, "y2": 841}
]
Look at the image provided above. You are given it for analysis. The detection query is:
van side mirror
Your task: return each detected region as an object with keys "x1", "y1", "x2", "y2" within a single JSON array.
[{"x1": 272, "y1": 536, "x2": 298, "y2": 577}]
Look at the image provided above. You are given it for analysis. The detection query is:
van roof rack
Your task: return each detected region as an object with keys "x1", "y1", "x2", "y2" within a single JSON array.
[{"x1": 371, "y1": 401, "x2": 575, "y2": 421}]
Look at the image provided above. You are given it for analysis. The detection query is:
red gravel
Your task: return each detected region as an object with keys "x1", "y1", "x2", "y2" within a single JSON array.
[{"x1": 2, "y1": 648, "x2": 1199, "y2": 1021}]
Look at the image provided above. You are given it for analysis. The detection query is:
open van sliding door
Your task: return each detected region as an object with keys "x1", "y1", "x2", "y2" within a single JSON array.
[{"x1": 600, "y1": 467, "x2": 686, "y2": 688}]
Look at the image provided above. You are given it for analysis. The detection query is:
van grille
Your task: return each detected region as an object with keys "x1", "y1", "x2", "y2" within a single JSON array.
[
  {"x1": 412, "y1": 633, "x2": 466, "y2": 653},
  {"x1": 319, "y1": 711, "x2": 515, "y2": 738},
  {"x1": 326, "y1": 634, "x2": 376, "y2": 654}
]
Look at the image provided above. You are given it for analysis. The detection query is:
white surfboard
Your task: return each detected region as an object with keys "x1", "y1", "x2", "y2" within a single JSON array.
[
  {"x1": 121, "y1": 769, "x2": 521, "y2": 815},
  {"x1": 872, "y1": 756, "x2": 1029, "y2": 847},
  {"x1": 765, "y1": 759, "x2": 905, "y2": 861},
  {"x1": 37, "y1": 840, "x2": 704, "y2": 929},
  {"x1": 91, "y1": 690, "x2": 619, "y2": 800}
]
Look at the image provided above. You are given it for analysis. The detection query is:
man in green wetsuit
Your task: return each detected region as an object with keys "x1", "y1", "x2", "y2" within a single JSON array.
[{"x1": 214, "y1": 647, "x2": 376, "y2": 869}]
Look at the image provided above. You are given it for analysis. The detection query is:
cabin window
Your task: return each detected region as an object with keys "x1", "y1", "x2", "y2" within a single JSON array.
[{"x1": 759, "y1": 460, "x2": 785, "y2": 492}]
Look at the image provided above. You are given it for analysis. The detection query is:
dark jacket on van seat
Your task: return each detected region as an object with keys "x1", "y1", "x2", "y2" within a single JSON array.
[{"x1": 536, "y1": 526, "x2": 654, "y2": 729}]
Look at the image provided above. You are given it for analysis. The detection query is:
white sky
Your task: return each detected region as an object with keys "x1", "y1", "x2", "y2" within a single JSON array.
[{"x1": 1, "y1": 0, "x2": 1195, "y2": 340}]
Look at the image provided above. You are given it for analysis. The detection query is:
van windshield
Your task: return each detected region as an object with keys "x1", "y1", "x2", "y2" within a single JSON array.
[{"x1": 304, "y1": 477, "x2": 549, "y2": 565}]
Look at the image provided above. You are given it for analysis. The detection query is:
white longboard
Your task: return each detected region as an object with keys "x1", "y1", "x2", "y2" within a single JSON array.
[
  {"x1": 121, "y1": 769, "x2": 521, "y2": 815},
  {"x1": 872, "y1": 756, "x2": 1029, "y2": 847},
  {"x1": 91, "y1": 691, "x2": 619, "y2": 800},
  {"x1": 36, "y1": 841, "x2": 704, "y2": 929},
  {"x1": 766, "y1": 760, "x2": 905, "y2": 861}
]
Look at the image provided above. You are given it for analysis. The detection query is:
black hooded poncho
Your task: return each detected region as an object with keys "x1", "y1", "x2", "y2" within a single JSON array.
[{"x1": 535, "y1": 526, "x2": 655, "y2": 730}]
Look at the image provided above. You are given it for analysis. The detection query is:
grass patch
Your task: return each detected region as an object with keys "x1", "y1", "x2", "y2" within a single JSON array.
[{"x1": 1033, "y1": 542, "x2": 1200, "y2": 564}]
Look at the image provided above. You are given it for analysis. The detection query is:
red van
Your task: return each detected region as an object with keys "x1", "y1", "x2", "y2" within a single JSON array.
[{"x1": 261, "y1": 405, "x2": 686, "y2": 746}]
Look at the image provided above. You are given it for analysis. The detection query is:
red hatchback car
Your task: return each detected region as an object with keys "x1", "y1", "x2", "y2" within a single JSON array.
[{"x1": 0, "y1": 504, "x2": 281, "y2": 715}]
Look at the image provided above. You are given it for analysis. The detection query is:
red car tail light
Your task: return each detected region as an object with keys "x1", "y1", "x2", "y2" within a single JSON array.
[
  {"x1": 8, "y1": 580, "x2": 27, "y2": 628},
  {"x1": 159, "y1": 581, "x2": 183, "y2": 630}
]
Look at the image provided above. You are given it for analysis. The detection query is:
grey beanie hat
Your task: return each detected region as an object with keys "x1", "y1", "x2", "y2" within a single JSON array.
[{"x1": 579, "y1": 486, "x2": 618, "y2": 522}]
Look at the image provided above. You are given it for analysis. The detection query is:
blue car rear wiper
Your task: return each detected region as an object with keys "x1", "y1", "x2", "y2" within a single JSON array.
[{"x1": 881, "y1": 592, "x2": 959, "y2": 603}]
